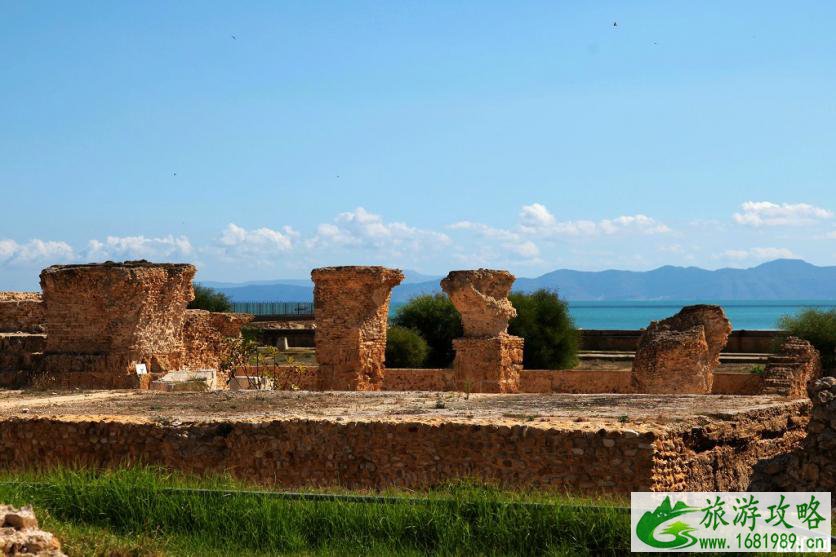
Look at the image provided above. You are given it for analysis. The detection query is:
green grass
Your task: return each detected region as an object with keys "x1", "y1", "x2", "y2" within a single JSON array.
[{"x1": 0, "y1": 467, "x2": 630, "y2": 556}]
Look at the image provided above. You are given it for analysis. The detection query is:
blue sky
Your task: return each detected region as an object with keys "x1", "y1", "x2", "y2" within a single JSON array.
[{"x1": 2, "y1": 2, "x2": 836, "y2": 289}]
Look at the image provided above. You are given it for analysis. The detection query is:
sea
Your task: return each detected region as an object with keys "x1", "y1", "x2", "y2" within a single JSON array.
[
  {"x1": 387, "y1": 300, "x2": 836, "y2": 330},
  {"x1": 565, "y1": 300, "x2": 836, "y2": 330}
]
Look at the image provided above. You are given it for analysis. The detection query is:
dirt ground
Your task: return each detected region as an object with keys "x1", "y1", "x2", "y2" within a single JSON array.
[{"x1": 0, "y1": 389, "x2": 803, "y2": 434}]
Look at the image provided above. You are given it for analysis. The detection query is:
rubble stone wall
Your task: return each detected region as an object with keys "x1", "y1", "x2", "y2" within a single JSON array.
[
  {"x1": 0, "y1": 401, "x2": 805, "y2": 495},
  {"x1": 181, "y1": 310, "x2": 254, "y2": 371},
  {"x1": 750, "y1": 378, "x2": 835, "y2": 492},
  {"x1": 0, "y1": 504, "x2": 65, "y2": 556},
  {"x1": 40, "y1": 261, "x2": 196, "y2": 378},
  {"x1": 0, "y1": 292, "x2": 44, "y2": 333},
  {"x1": 761, "y1": 336, "x2": 822, "y2": 398},
  {"x1": 312, "y1": 266, "x2": 403, "y2": 390}
]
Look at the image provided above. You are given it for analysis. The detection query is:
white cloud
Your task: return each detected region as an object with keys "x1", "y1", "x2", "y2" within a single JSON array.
[
  {"x1": 0, "y1": 238, "x2": 76, "y2": 266},
  {"x1": 454, "y1": 203, "x2": 671, "y2": 241},
  {"x1": 87, "y1": 235, "x2": 193, "y2": 260},
  {"x1": 721, "y1": 247, "x2": 795, "y2": 261},
  {"x1": 826, "y1": 230, "x2": 836, "y2": 239},
  {"x1": 733, "y1": 201, "x2": 832, "y2": 227},
  {"x1": 215, "y1": 224, "x2": 297, "y2": 261},
  {"x1": 504, "y1": 240, "x2": 540, "y2": 259},
  {"x1": 308, "y1": 207, "x2": 450, "y2": 251}
]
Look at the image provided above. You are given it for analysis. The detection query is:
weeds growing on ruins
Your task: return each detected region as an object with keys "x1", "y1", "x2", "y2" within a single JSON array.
[{"x1": 779, "y1": 308, "x2": 836, "y2": 369}]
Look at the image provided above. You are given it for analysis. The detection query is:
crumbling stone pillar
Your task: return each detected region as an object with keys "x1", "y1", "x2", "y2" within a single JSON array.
[
  {"x1": 441, "y1": 269, "x2": 523, "y2": 393},
  {"x1": 312, "y1": 266, "x2": 404, "y2": 391},
  {"x1": 631, "y1": 305, "x2": 732, "y2": 394},
  {"x1": 39, "y1": 261, "x2": 195, "y2": 387},
  {"x1": 761, "y1": 336, "x2": 822, "y2": 397}
]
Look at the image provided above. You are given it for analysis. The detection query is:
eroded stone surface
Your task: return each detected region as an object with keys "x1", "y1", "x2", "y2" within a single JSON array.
[
  {"x1": 442, "y1": 269, "x2": 523, "y2": 393},
  {"x1": 762, "y1": 336, "x2": 822, "y2": 398},
  {"x1": 631, "y1": 305, "x2": 732, "y2": 394},
  {"x1": 181, "y1": 310, "x2": 254, "y2": 371},
  {"x1": 751, "y1": 377, "x2": 835, "y2": 492},
  {"x1": 312, "y1": 266, "x2": 404, "y2": 390},
  {"x1": 440, "y1": 269, "x2": 516, "y2": 336},
  {"x1": 0, "y1": 292, "x2": 43, "y2": 334},
  {"x1": 0, "y1": 505, "x2": 65, "y2": 556},
  {"x1": 40, "y1": 260, "x2": 196, "y2": 378}
]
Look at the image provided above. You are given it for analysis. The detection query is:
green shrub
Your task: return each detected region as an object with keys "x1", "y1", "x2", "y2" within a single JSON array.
[
  {"x1": 778, "y1": 308, "x2": 836, "y2": 369},
  {"x1": 189, "y1": 284, "x2": 233, "y2": 312},
  {"x1": 508, "y1": 290, "x2": 579, "y2": 369},
  {"x1": 392, "y1": 294, "x2": 462, "y2": 368},
  {"x1": 386, "y1": 326, "x2": 430, "y2": 368}
]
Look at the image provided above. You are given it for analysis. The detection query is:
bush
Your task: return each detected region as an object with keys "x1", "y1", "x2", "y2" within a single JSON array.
[
  {"x1": 392, "y1": 294, "x2": 463, "y2": 368},
  {"x1": 385, "y1": 326, "x2": 430, "y2": 368},
  {"x1": 778, "y1": 308, "x2": 836, "y2": 369},
  {"x1": 188, "y1": 285, "x2": 232, "y2": 312},
  {"x1": 508, "y1": 289, "x2": 579, "y2": 369}
]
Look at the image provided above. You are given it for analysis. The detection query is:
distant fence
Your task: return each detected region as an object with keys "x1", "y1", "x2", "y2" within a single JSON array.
[{"x1": 232, "y1": 302, "x2": 314, "y2": 316}]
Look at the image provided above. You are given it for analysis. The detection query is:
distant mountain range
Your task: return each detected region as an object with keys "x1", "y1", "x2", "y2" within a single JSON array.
[{"x1": 202, "y1": 259, "x2": 836, "y2": 303}]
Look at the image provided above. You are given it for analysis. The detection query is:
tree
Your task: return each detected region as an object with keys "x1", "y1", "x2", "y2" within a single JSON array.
[
  {"x1": 508, "y1": 289, "x2": 579, "y2": 369},
  {"x1": 778, "y1": 308, "x2": 836, "y2": 369},
  {"x1": 385, "y1": 326, "x2": 430, "y2": 368},
  {"x1": 189, "y1": 284, "x2": 233, "y2": 312},
  {"x1": 392, "y1": 294, "x2": 462, "y2": 368}
]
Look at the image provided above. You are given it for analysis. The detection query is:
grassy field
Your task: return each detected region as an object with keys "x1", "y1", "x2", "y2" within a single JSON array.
[
  {"x1": 0, "y1": 467, "x2": 630, "y2": 556},
  {"x1": 1, "y1": 467, "x2": 831, "y2": 556}
]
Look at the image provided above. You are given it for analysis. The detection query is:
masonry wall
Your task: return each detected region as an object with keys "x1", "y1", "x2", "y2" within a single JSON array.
[
  {"x1": 181, "y1": 310, "x2": 253, "y2": 371},
  {"x1": 0, "y1": 401, "x2": 805, "y2": 495},
  {"x1": 234, "y1": 366, "x2": 765, "y2": 395},
  {"x1": 0, "y1": 292, "x2": 44, "y2": 333},
  {"x1": 40, "y1": 261, "x2": 195, "y2": 378}
]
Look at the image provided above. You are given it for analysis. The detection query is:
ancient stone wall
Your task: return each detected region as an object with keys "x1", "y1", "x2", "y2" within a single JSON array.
[
  {"x1": 631, "y1": 305, "x2": 732, "y2": 394},
  {"x1": 0, "y1": 292, "x2": 44, "y2": 333},
  {"x1": 0, "y1": 400, "x2": 805, "y2": 496},
  {"x1": 181, "y1": 310, "x2": 254, "y2": 371},
  {"x1": 441, "y1": 269, "x2": 523, "y2": 393},
  {"x1": 40, "y1": 261, "x2": 196, "y2": 379},
  {"x1": 761, "y1": 336, "x2": 822, "y2": 398},
  {"x1": 751, "y1": 377, "x2": 835, "y2": 492},
  {"x1": 312, "y1": 266, "x2": 403, "y2": 390}
]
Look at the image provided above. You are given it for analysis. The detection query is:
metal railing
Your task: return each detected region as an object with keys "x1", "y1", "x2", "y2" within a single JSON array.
[{"x1": 231, "y1": 302, "x2": 314, "y2": 316}]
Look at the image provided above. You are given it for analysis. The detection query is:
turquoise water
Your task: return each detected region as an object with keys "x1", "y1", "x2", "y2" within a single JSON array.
[{"x1": 390, "y1": 300, "x2": 836, "y2": 330}]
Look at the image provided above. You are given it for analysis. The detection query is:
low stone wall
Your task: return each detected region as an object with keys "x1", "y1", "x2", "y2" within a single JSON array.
[
  {"x1": 0, "y1": 399, "x2": 806, "y2": 495},
  {"x1": 0, "y1": 292, "x2": 44, "y2": 333},
  {"x1": 750, "y1": 377, "x2": 835, "y2": 492},
  {"x1": 580, "y1": 329, "x2": 781, "y2": 354},
  {"x1": 233, "y1": 367, "x2": 765, "y2": 395}
]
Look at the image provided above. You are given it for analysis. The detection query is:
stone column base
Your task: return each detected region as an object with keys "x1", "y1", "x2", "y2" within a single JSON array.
[{"x1": 452, "y1": 334, "x2": 523, "y2": 393}]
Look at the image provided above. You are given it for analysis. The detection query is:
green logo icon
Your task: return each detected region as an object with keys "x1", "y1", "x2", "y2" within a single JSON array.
[{"x1": 637, "y1": 496, "x2": 701, "y2": 549}]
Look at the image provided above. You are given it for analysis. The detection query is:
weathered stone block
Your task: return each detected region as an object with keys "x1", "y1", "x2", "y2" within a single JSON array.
[
  {"x1": 180, "y1": 309, "x2": 253, "y2": 371},
  {"x1": 0, "y1": 292, "x2": 44, "y2": 333},
  {"x1": 762, "y1": 336, "x2": 822, "y2": 398},
  {"x1": 312, "y1": 266, "x2": 404, "y2": 390},
  {"x1": 452, "y1": 334, "x2": 523, "y2": 393},
  {"x1": 441, "y1": 269, "x2": 524, "y2": 393},
  {"x1": 40, "y1": 260, "x2": 196, "y2": 379},
  {"x1": 631, "y1": 305, "x2": 731, "y2": 394}
]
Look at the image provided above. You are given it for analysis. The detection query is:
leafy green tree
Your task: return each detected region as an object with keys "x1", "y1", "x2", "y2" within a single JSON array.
[
  {"x1": 392, "y1": 294, "x2": 462, "y2": 368},
  {"x1": 385, "y1": 326, "x2": 430, "y2": 368},
  {"x1": 508, "y1": 289, "x2": 579, "y2": 369},
  {"x1": 778, "y1": 308, "x2": 836, "y2": 369},
  {"x1": 189, "y1": 284, "x2": 233, "y2": 312}
]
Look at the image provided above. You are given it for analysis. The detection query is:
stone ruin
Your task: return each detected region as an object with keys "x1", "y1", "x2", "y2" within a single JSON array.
[
  {"x1": 1, "y1": 505, "x2": 65, "y2": 556},
  {"x1": 0, "y1": 261, "x2": 253, "y2": 389},
  {"x1": 39, "y1": 261, "x2": 197, "y2": 387},
  {"x1": 441, "y1": 269, "x2": 523, "y2": 393},
  {"x1": 751, "y1": 377, "x2": 836, "y2": 492},
  {"x1": 312, "y1": 266, "x2": 404, "y2": 390},
  {"x1": 762, "y1": 336, "x2": 822, "y2": 398},
  {"x1": 0, "y1": 293, "x2": 46, "y2": 383},
  {"x1": 631, "y1": 305, "x2": 732, "y2": 394}
]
